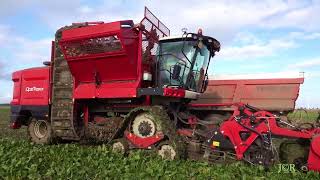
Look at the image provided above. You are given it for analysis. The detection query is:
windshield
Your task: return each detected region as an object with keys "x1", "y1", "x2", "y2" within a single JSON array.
[{"x1": 157, "y1": 39, "x2": 210, "y2": 92}]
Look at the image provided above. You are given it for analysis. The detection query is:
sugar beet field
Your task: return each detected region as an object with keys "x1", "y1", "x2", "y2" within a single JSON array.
[{"x1": 0, "y1": 106, "x2": 319, "y2": 179}]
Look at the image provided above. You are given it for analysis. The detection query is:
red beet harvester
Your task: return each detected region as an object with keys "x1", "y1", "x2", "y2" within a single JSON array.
[{"x1": 9, "y1": 7, "x2": 320, "y2": 172}]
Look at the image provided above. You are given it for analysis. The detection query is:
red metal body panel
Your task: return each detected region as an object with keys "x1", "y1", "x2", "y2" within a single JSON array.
[
  {"x1": 192, "y1": 78, "x2": 304, "y2": 112},
  {"x1": 74, "y1": 81, "x2": 139, "y2": 98},
  {"x1": 11, "y1": 67, "x2": 50, "y2": 106},
  {"x1": 61, "y1": 21, "x2": 122, "y2": 41},
  {"x1": 308, "y1": 136, "x2": 320, "y2": 171},
  {"x1": 125, "y1": 131, "x2": 164, "y2": 148},
  {"x1": 59, "y1": 21, "x2": 143, "y2": 99},
  {"x1": 11, "y1": 71, "x2": 22, "y2": 105},
  {"x1": 163, "y1": 88, "x2": 186, "y2": 98}
]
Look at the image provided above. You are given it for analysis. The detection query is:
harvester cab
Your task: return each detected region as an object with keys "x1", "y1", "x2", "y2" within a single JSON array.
[{"x1": 157, "y1": 32, "x2": 220, "y2": 93}]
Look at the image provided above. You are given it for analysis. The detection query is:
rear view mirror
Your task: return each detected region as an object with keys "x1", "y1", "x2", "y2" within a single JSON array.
[
  {"x1": 172, "y1": 65, "x2": 181, "y2": 80},
  {"x1": 201, "y1": 74, "x2": 209, "y2": 93},
  {"x1": 43, "y1": 61, "x2": 51, "y2": 66},
  {"x1": 202, "y1": 79, "x2": 209, "y2": 92}
]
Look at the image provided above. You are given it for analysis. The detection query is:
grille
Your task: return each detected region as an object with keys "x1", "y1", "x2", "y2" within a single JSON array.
[{"x1": 141, "y1": 7, "x2": 170, "y2": 56}]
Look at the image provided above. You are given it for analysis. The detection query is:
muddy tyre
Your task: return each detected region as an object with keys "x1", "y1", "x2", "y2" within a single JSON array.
[
  {"x1": 126, "y1": 106, "x2": 186, "y2": 159},
  {"x1": 157, "y1": 141, "x2": 178, "y2": 160},
  {"x1": 28, "y1": 119, "x2": 53, "y2": 144},
  {"x1": 112, "y1": 138, "x2": 129, "y2": 155}
]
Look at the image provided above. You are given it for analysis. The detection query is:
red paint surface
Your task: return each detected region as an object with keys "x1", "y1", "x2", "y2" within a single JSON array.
[
  {"x1": 11, "y1": 67, "x2": 50, "y2": 106},
  {"x1": 59, "y1": 20, "x2": 142, "y2": 99},
  {"x1": 220, "y1": 104, "x2": 320, "y2": 162},
  {"x1": 308, "y1": 136, "x2": 320, "y2": 171},
  {"x1": 10, "y1": 122, "x2": 21, "y2": 129},
  {"x1": 163, "y1": 88, "x2": 186, "y2": 98},
  {"x1": 61, "y1": 21, "x2": 123, "y2": 41},
  {"x1": 125, "y1": 131, "x2": 164, "y2": 148},
  {"x1": 192, "y1": 78, "x2": 304, "y2": 112}
]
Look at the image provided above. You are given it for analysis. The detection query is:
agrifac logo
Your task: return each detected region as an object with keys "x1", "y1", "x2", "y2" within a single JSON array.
[{"x1": 25, "y1": 87, "x2": 44, "y2": 92}]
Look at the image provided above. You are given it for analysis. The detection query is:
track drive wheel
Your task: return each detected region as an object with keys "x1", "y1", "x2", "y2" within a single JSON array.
[
  {"x1": 28, "y1": 118, "x2": 54, "y2": 144},
  {"x1": 127, "y1": 106, "x2": 186, "y2": 159},
  {"x1": 157, "y1": 141, "x2": 177, "y2": 160},
  {"x1": 111, "y1": 138, "x2": 129, "y2": 155},
  {"x1": 132, "y1": 112, "x2": 157, "y2": 138}
]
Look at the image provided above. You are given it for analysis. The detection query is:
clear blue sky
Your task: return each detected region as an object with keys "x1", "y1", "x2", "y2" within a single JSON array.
[{"x1": 0, "y1": 0, "x2": 319, "y2": 107}]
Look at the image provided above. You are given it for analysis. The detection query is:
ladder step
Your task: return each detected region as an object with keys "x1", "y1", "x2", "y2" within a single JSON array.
[
  {"x1": 52, "y1": 122, "x2": 72, "y2": 128},
  {"x1": 51, "y1": 116, "x2": 73, "y2": 120},
  {"x1": 51, "y1": 106, "x2": 72, "y2": 110},
  {"x1": 51, "y1": 115, "x2": 72, "y2": 120},
  {"x1": 51, "y1": 102, "x2": 73, "y2": 107},
  {"x1": 53, "y1": 79, "x2": 73, "y2": 85},
  {"x1": 54, "y1": 64, "x2": 69, "y2": 72},
  {"x1": 53, "y1": 85, "x2": 73, "y2": 89},
  {"x1": 54, "y1": 73, "x2": 69, "y2": 78},
  {"x1": 52, "y1": 98, "x2": 73, "y2": 102},
  {"x1": 52, "y1": 90, "x2": 72, "y2": 94},
  {"x1": 54, "y1": 56, "x2": 66, "y2": 62},
  {"x1": 54, "y1": 56, "x2": 64, "y2": 60},
  {"x1": 52, "y1": 97, "x2": 73, "y2": 101}
]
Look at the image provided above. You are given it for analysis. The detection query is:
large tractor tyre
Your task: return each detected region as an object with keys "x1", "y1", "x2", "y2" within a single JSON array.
[
  {"x1": 126, "y1": 106, "x2": 186, "y2": 159},
  {"x1": 28, "y1": 119, "x2": 54, "y2": 144}
]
